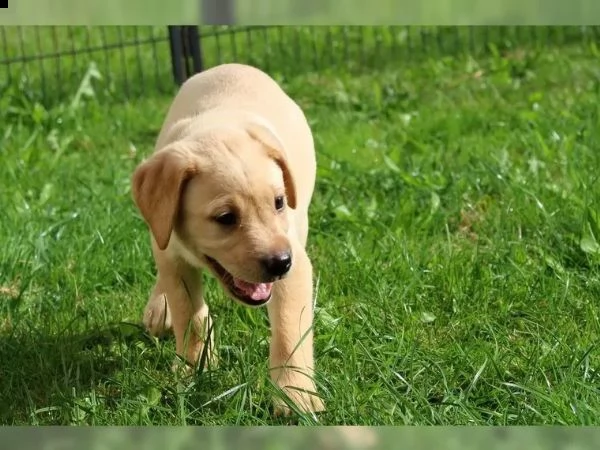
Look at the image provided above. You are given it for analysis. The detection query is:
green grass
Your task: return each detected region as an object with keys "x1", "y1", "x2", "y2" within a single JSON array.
[{"x1": 1, "y1": 27, "x2": 600, "y2": 426}]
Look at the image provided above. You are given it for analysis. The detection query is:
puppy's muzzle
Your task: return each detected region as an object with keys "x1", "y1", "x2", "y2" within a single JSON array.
[{"x1": 261, "y1": 251, "x2": 292, "y2": 279}]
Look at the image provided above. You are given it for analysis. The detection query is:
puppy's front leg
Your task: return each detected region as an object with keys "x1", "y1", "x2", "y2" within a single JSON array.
[
  {"x1": 148, "y1": 248, "x2": 215, "y2": 372},
  {"x1": 268, "y1": 244, "x2": 324, "y2": 416}
]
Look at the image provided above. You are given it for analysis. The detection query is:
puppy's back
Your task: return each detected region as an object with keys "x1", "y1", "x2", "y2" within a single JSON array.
[
  {"x1": 178, "y1": 63, "x2": 288, "y2": 112},
  {"x1": 160, "y1": 63, "x2": 300, "y2": 133}
]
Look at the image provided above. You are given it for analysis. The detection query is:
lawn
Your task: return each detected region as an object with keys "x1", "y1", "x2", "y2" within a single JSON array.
[{"x1": 1, "y1": 26, "x2": 600, "y2": 426}]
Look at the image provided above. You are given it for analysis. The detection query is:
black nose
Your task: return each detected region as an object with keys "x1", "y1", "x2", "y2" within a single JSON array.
[{"x1": 261, "y1": 251, "x2": 292, "y2": 278}]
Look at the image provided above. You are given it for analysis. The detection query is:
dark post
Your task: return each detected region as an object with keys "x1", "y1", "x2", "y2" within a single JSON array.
[
  {"x1": 168, "y1": 26, "x2": 204, "y2": 85},
  {"x1": 183, "y1": 26, "x2": 204, "y2": 75},
  {"x1": 201, "y1": 0, "x2": 235, "y2": 24},
  {"x1": 168, "y1": 26, "x2": 186, "y2": 85}
]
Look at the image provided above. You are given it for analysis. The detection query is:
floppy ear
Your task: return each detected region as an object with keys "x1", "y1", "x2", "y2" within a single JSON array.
[
  {"x1": 245, "y1": 122, "x2": 297, "y2": 209},
  {"x1": 131, "y1": 145, "x2": 198, "y2": 250}
]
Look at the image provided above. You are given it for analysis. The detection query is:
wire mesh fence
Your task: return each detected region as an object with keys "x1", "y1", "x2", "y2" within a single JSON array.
[
  {"x1": 0, "y1": 26, "x2": 173, "y2": 105},
  {"x1": 1, "y1": 26, "x2": 599, "y2": 107}
]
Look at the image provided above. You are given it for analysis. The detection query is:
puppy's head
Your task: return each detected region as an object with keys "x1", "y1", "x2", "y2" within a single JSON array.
[{"x1": 132, "y1": 121, "x2": 297, "y2": 307}]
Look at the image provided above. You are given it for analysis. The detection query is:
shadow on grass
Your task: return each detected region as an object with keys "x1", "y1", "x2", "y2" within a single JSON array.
[
  {"x1": 0, "y1": 317, "x2": 308, "y2": 425},
  {"x1": 0, "y1": 321, "x2": 162, "y2": 424}
]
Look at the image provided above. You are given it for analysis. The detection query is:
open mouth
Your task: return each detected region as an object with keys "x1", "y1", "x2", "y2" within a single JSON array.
[{"x1": 205, "y1": 256, "x2": 273, "y2": 307}]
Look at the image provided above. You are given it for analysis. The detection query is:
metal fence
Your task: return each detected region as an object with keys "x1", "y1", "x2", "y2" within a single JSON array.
[{"x1": 1, "y1": 26, "x2": 599, "y2": 107}]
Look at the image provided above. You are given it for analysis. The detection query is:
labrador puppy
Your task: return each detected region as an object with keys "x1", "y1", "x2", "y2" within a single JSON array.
[{"x1": 131, "y1": 63, "x2": 323, "y2": 416}]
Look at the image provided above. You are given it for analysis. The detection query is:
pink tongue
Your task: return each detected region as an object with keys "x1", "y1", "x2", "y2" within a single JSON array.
[{"x1": 233, "y1": 278, "x2": 273, "y2": 301}]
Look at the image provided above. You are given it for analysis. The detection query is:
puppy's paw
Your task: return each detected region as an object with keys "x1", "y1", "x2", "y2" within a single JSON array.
[
  {"x1": 170, "y1": 347, "x2": 219, "y2": 377},
  {"x1": 143, "y1": 293, "x2": 172, "y2": 336},
  {"x1": 171, "y1": 357, "x2": 195, "y2": 378},
  {"x1": 273, "y1": 382, "x2": 325, "y2": 417},
  {"x1": 196, "y1": 345, "x2": 219, "y2": 370}
]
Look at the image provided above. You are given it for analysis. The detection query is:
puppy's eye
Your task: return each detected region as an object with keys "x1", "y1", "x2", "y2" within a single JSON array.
[
  {"x1": 215, "y1": 212, "x2": 237, "y2": 226},
  {"x1": 275, "y1": 195, "x2": 285, "y2": 211}
]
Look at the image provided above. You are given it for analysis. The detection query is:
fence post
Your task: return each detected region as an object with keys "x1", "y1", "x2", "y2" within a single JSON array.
[
  {"x1": 183, "y1": 26, "x2": 203, "y2": 75},
  {"x1": 201, "y1": 0, "x2": 235, "y2": 24},
  {"x1": 168, "y1": 26, "x2": 187, "y2": 85},
  {"x1": 168, "y1": 26, "x2": 204, "y2": 86}
]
